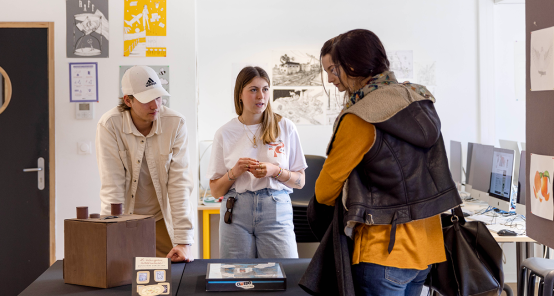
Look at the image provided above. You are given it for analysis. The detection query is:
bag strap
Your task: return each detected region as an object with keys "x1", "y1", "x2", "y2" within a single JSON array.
[{"x1": 451, "y1": 206, "x2": 466, "y2": 224}]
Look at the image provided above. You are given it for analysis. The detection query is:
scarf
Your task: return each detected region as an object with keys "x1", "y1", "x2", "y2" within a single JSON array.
[{"x1": 332, "y1": 71, "x2": 435, "y2": 131}]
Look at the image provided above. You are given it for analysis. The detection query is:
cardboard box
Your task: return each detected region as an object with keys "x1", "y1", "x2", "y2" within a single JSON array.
[{"x1": 64, "y1": 214, "x2": 155, "y2": 288}]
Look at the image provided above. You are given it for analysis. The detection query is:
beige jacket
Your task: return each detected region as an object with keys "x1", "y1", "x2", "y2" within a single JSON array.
[{"x1": 96, "y1": 106, "x2": 194, "y2": 245}]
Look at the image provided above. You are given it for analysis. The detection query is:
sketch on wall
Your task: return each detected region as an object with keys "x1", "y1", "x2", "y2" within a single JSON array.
[
  {"x1": 324, "y1": 89, "x2": 344, "y2": 125},
  {"x1": 66, "y1": 0, "x2": 110, "y2": 58},
  {"x1": 124, "y1": 0, "x2": 167, "y2": 57},
  {"x1": 416, "y1": 62, "x2": 436, "y2": 86},
  {"x1": 272, "y1": 50, "x2": 322, "y2": 86},
  {"x1": 272, "y1": 88, "x2": 326, "y2": 125},
  {"x1": 530, "y1": 26, "x2": 554, "y2": 91},
  {"x1": 387, "y1": 50, "x2": 413, "y2": 79},
  {"x1": 119, "y1": 65, "x2": 170, "y2": 107}
]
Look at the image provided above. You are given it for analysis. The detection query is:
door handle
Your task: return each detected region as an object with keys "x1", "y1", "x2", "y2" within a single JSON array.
[{"x1": 23, "y1": 157, "x2": 45, "y2": 190}]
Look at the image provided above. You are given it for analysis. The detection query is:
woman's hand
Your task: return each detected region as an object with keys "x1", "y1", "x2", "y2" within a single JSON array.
[
  {"x1": 249, "y1": 162, "x2": 279, "y2": 179},
  {"x1": 232, "y1": 158, "x2": 260, "y2": 178}
]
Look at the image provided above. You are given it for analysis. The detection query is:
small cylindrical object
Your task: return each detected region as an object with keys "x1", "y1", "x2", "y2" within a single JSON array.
[
  {"x1": 111, "y1": 203, "x2": 123, "y2": 216},
  {"x1": 89, "y1": 213, "x2": 100, "y2": 218},
  {"x1": 76, "y1": 207, "x2": 88, "y2": 219}
]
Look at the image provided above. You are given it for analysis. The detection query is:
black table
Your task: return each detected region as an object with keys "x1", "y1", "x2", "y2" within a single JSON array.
[
  {"x1": 19, "y1": 261, "x2": 186, "y2": 296},
  {"x1": 19, "y1": 259, "x2": 311, "y2": 295}
]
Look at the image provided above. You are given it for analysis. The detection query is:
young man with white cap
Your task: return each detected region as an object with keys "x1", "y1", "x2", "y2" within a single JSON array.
[{"x1": 96, "y1": 65, "x2": 194, "y2": 262}]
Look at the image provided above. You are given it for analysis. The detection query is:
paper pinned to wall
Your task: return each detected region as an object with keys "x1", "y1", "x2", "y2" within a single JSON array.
[
  {"x1": 387, "y1": 50, "x2": 413, "y2": 79},
  {"x1": 124, "y1": 0, "x2": 167, "y2": 57},
  {"x1": 530, "y1": 26, "x2": 554, "y2": 91},
  {"x1": 273, "y1": 88, "x2": 326, "y2": 125},
  {"x1": 529, "y1": 153, "x2": 554, "y2": 221}
]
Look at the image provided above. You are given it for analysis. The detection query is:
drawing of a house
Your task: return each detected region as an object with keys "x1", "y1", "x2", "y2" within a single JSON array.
[{"x1": 281, "y1": 62, "x2": 300, "y2": 75}]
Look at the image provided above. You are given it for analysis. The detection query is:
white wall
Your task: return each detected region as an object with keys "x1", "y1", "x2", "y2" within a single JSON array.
[
  {"x1": 197, "y1": 0, "x2": 481, "y2": 159},
  {"x1": 491, "y1": 2, "x2": 526, "y2": 284},
  {"x1": 0, "y1": 0, "x2": 199, "y2": 260},
  {"x1": 493, "y1": 3, "x2": 526, "y2": 146}
]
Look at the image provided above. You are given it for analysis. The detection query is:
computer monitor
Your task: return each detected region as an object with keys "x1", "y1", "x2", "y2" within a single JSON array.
[
  {"x1": 468, "y1": 143, "x2": 494, "y2": 202},
  {"x1": 465, "y1": 142, "x2": 475, "y2": 191},
  {"x1": 487, "y1": 148, "x2": 516, "y2": 212},
  {"x1": 499, "y1": 139, "x2": 521, "y2": 187},
  {"x1": 516, "y1": 150, "x2": 527, "y2": 215},
  {"x1": 450, "y1": 140, "x2": 462, "y2": 186}
]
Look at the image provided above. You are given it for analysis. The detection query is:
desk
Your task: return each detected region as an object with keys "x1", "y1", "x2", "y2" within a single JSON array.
[
  {"x1": 177, "y1": 258, "x2": 311, "y2": 295},
  {"x1": 198, "y1": 203, "x2": 220, "y2": 259},
  {"x1": 19, "y1": 259, "x2": 311, "y2": 296},
  {"x1": 19, "y1": 260, "x2": 186, "y2": 296}
]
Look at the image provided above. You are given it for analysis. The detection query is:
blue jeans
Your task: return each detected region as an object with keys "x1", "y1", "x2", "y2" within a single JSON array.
[
  {"x1": 352, "y1": 262, "x2": 431, "y2": 296},
  {"x1": 219, "y1": 189, "x2": 298, "y2": 259}
]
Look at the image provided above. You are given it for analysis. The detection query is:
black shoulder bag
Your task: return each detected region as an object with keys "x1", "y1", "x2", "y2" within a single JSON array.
[{"x1": 425, "y1": 207, "x2": 504, "y2": 296}]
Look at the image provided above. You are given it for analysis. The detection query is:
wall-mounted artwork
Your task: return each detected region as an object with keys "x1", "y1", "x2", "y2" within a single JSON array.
[
  {"x1": 272, "y1": 88, "x2": 326, "y2": 125},
  {"x1": 529, "y1": 153, "x2": 554, "y2": 221},
  {"x1": 272, "y1": 50, "x2": 322, "y2": 86},
  {"x1": 416, "y1": 61, "x2": 436, "y2": 86},
  {"x1": 66, "y1": 0, "x2": 110, "y2": 58},
  {"x1": 124, "y1": 0, "x2": 167, "y2": 57},
  {"x1": 530, "y1": 26, "x2": 554, "y2": 91},
  {"x1": 387, "y1": 50, "x2": 413, "y2": 79},
  {"x1": 119, "y1": 65, "x2": 170, "y2": 107}
]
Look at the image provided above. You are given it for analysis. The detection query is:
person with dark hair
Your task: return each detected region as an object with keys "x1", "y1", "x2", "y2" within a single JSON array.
[
  {"x1": 207, "y1": 66, "x2": 308, "y2": 258},
  {"x1": 305, "y1": 29, "x2": 462, "y2": 295}
]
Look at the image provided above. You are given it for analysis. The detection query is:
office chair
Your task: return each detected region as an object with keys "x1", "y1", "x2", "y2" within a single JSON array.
[{"x1": 289, "y1": 154, "x2": 326, "y2": 243}]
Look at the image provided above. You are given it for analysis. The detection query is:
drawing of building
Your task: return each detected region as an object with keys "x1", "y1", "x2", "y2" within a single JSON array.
[{"x1": 281, "y1": 61, "x2": 300, "y2": 75}]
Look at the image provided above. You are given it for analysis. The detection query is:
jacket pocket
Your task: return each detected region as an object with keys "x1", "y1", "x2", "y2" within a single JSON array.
[{"x1": 118, "y1": 150, "x2": 130, "y2": 171}]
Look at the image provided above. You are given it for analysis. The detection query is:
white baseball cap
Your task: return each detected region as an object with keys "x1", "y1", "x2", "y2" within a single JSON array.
[{"x1": 121, "y1": 66, "x2": 170, "y2": 104}]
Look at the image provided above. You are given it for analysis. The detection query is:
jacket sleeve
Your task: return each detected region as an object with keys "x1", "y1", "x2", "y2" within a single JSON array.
[
  {"x1": 96, "y1": 121, "x2": 127, "y2": 216},
  {"x1": 167, "y1": 118, "x2": 195, "y2": 245},
  {"x1": 315, "y1": 114, "x2": 376, "y2": 206}
]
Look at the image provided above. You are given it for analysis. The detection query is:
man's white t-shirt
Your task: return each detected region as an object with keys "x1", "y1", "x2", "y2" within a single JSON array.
[{"x1": 207, "y1": 117, "x2": 307, "y2": 194}]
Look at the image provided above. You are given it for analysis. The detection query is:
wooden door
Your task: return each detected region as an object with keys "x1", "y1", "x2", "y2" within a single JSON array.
[{"x1": 0, "y1": 23, "x2": 55, "y2": 296}]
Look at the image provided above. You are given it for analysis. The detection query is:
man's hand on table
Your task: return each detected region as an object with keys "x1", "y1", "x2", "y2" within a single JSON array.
[{"x1": 166, "y1": 244, "x2": 194, "y2": 262}]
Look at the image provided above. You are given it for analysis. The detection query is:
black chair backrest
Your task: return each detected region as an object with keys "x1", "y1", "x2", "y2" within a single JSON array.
[
  {"x1": 289, "y1": 155, "x2": 326, "y2": 207},
  {"x1": 289, "y1": 155, "x2": 326, "y2": 243}
]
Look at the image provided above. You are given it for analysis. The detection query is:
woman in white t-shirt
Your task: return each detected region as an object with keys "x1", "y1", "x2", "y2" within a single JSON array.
[{"x1": 208, "y1": 66, "x2": 308, "y2": 258}]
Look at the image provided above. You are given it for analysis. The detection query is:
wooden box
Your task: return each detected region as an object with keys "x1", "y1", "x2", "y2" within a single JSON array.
[{"x1": 64, "y1": 214, "x2": 155, "y2": 288}]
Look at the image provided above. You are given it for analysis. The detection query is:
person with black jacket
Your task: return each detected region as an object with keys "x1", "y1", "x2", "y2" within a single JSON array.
[{"x1": 300, "y1": 29, "x2": 462, "y2": 296}]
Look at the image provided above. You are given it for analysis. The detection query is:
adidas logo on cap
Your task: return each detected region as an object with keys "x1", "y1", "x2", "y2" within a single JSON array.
[{"x1": 145, "y1": 77, "x2": 157, "y2": 87}]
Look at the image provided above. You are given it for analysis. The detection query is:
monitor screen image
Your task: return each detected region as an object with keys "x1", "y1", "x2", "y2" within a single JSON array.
[
  {"x1": 450, "y1": 140, "x2": 462, "y2": 184},
  {"x1": 517, "y1": 151, "x2": 526, "y2": 205},
  {"x1": 489, "y1": 148, "x2": 515, "y2": 202}
]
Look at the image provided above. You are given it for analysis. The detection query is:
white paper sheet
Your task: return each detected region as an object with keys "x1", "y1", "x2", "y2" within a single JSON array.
[{"x1": 530, "y1": 26, "x2": 554, "y2": 91}]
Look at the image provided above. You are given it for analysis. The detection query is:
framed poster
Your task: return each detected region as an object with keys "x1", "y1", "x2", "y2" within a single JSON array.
[{"x1": 69, "y1": 62, "x2": 99, "y2": 102}]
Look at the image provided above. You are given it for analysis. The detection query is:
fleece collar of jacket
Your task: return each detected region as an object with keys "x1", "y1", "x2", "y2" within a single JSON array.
[{"x1": 326, "y1": 71, "x2": 436, "y2": 155}]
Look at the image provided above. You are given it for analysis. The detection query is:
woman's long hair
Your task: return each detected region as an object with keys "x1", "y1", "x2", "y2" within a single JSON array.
[
  {"x1": 234, "y1": 66, "x2": 282, "y2": 145},
  {"x1": 320, "y1": 29, "x2": 390, "y2": 96}
]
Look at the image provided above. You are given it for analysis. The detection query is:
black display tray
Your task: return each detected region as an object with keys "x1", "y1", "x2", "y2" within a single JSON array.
[{"x1": 205, "y1": 263, "x2": 286, "y2": 292}]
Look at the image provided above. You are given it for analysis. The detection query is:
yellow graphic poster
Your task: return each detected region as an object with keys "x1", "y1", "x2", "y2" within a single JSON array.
[{"x1": 123, "y1": 0, "x2": 166, "y2": 57}]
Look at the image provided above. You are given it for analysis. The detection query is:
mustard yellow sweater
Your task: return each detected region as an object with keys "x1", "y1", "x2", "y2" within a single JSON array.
[{"x1": 315, "y1": 114, "x2": 446, "y2": 270}]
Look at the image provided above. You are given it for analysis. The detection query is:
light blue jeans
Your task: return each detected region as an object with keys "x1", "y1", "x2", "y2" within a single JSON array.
[{"x1": 219, "y1": 188, "x2": 298, "y2": 259}]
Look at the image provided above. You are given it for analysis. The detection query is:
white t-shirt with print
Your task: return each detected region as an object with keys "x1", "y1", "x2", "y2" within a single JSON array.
[{"x1": 207, "y1": 117, "x2": 308, "y2": 194}]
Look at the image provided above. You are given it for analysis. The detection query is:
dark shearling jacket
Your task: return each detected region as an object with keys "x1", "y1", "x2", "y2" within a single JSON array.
[{"x1": 299, "y1": 83, "x2": 462, "y2": 295}]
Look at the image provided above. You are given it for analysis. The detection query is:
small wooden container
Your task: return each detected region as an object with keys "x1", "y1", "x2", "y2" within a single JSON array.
[{"x1": 64, "y1": 214, "x2": 155, "y2": 288}]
